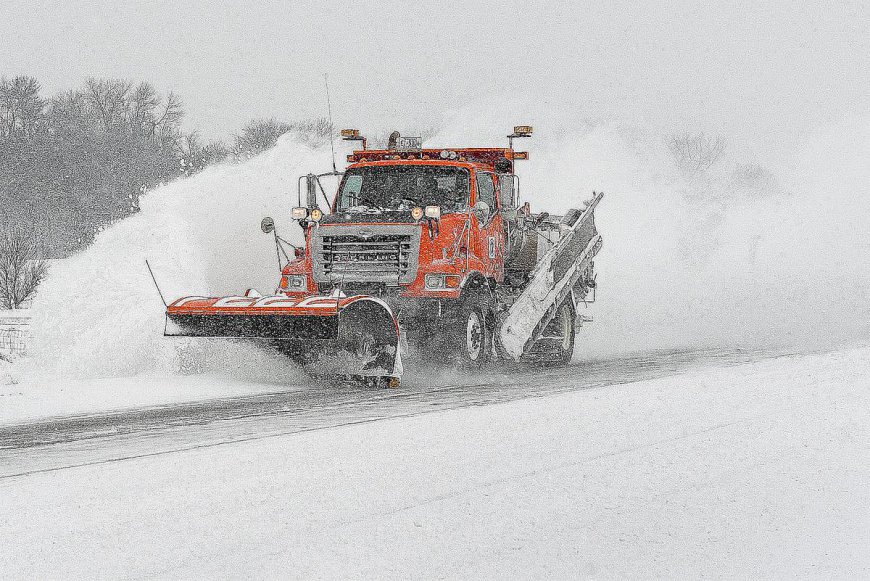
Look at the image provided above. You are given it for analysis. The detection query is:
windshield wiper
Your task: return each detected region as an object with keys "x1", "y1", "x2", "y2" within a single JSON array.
[{"x1": 351, "y1": 198, "x2": 386, "y2": 212}]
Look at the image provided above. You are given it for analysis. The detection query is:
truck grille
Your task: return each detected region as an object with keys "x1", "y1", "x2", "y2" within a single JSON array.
[{"x1": 313, "y1": 225, "x2": 421, "y2": 285}]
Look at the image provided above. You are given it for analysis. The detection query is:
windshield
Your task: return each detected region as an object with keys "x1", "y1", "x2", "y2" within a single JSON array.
[{"x1": 336, "y1": 165, "x2": 470, "y2": 213}]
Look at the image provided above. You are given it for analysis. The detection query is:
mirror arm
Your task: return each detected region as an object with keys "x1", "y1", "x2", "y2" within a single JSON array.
[{"x1": 316, "y1": 176, "x2": 333, "y2": 209}]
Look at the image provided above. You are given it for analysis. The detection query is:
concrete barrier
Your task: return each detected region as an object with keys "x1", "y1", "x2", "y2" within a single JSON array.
[{"x1": 0, "y1": 311, "x2": 31, "y2": 357}]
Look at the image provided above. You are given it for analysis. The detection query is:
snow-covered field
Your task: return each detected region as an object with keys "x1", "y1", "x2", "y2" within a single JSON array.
[{"x1": 2, "y1": 346, "x2": 868, "y2": 578}]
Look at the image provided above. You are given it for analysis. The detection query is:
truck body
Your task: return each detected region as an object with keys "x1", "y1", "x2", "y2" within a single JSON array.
[{"x1": 166, "y1": 127, "x2": 602, "y2": 386}]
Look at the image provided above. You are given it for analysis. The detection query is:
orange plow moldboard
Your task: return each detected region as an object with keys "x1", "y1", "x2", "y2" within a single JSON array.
[{"x1": 165, "y1": 294, "x2": 402, "y2": 379}]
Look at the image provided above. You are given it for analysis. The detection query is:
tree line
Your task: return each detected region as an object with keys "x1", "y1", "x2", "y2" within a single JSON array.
[{"x1": 0, "y1": 75, "x2": 331, "y2": 259}]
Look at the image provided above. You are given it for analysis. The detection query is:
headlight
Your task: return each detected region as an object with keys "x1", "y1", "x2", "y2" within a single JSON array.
[
  {"x1": 310, "y1": 208, "x2": 323, "y2": 222},
  {"x1": 411, "y1": 207, "x2": 424, "y2": 221},
  {"x1": 425, "y1": 205, "x2": 441, "y2": 219},
  {"x1": 291, "y1": 207, "x2": 308, "y2": 220},
  {"x1": 425, "y1": 273, "x2": 461, "y2": 290},
  {"x1": 281, "y1": 275, "x2": 307, "y2": 290}
]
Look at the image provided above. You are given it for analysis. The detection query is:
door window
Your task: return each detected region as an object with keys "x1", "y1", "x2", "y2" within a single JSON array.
[{"x1": 475, "y1": 172, "x2": 496, "y2": 210}]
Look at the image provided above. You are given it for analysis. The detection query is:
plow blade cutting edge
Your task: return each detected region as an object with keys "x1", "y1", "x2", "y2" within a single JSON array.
[{"x1": 165, "y1": 294, "x2": 402, "y2": 381}]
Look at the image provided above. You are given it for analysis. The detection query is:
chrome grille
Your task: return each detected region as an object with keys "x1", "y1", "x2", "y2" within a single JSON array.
[{"x1": 313, "y1": 225, "x2": 421, "y2": 285}]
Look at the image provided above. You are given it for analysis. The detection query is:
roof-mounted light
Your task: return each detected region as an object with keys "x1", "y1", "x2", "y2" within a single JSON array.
[
  {"x1": 341, "y1": 129, "x2": 367, "y2": 151},
  {"x1": 508, "y1": 125, "x2": 533, "y2": 150}
]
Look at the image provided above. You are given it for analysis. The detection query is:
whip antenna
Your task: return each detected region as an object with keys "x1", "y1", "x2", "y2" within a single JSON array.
[
  {"x1": 324, "y1": 73, "x2": 337, "y2": 173},
  {"x1": 145, "y1": 259, "x2": 167, "y2": 307}
]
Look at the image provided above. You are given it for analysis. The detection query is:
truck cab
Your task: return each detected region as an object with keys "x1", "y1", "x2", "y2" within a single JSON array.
[{"x1": 280, "y1": 143, "x2": 524, "y2": 314}]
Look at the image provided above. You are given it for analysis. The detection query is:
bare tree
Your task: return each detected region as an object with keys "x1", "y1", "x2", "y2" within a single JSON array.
[
  {"x1": 0, "y1": 76, "x2": 45, "y2": 138},
  {"x1": 233, "y1": 117, "x2": 338, "y2": 158},
  {"x1": 667, "y1": 132, "x2": 726, "y2": 175},
  {"x1": 234, "y1": 118, "x2": 294, "y2": 157},
  {"x1": 177, "y1": 132, "x2": 229, "y2": 174},
  {"x1": 0, "y1": 227, "x2": 47, "y2": 309},
  {"x1": 128, "y1": 81, "x2": 160, "y2": 136},
  {"x1": 288, "y1": 117, "x2": 334, "y2": 147},
  {"x1": 732, "y1": 162, "x2": 776, "y2": 192},
  {"x1": 84, "y1": 77, "x2": 133, "y2": 132},
  {"x1": 152, "y1": 91, "x2": 183, "y2": 146}
]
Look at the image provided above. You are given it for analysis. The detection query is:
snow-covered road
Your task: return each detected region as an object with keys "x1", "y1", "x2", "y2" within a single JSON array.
[
  {"x1": 2, "y1": 348, "x2": 763, "y2": 476},
  {"x1": 2, "y1": 346, "x2": 869, "y2": 578}
]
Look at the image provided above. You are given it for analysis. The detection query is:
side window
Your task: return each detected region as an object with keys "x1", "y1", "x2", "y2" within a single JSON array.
[
  {"x1": 497, "y1": 174, "x2": 515, "y2": 209},
  {"x1": 340, "y1": 175, "x2": 363, "y2": 207},
  {"x1": 475, "y1": 172, "x2": 496, "y2": 210}
]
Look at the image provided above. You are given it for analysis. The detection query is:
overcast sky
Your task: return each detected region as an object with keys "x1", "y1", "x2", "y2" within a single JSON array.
[{"x1": 2, "y1": 1, "x2": 868, "y2": 147}]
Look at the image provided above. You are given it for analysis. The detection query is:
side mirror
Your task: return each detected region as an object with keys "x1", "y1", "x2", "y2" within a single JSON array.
[
  {"x1": 473, "y1": 201, "x2": 491, "y2": 223},
  {"x1": 305, "y1": 174, "x2": 318, "y2": 208},
  {"x1": 499, "y1": 175, "x2": 515, "y2": 210},
  {"x1": 260, "y1": 216, "x2": 275, "y2": 234}
]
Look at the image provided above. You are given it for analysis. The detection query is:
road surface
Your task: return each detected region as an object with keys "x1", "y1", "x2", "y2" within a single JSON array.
[{"x1": 0, "y1": 347, "x2": 767, "y2": 478}]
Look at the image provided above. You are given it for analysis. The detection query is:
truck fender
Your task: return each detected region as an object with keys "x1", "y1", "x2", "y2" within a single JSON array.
[{"x1": 460, "y1": 271, "x2": 488, "y2": 292}]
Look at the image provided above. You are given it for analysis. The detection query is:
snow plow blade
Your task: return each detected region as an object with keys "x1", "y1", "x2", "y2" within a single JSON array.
[{"x1": 165, "y1": 294, "x2": 402, "y2": 381}]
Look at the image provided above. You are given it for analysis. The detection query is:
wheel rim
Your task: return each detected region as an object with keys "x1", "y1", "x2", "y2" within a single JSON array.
[{"x1": 465, "y1": 311, "x2": 483, "y2": 361}]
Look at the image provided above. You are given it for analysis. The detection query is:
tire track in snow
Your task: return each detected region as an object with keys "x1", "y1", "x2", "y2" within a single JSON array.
[{"x1": 0, "y1": 347, "x2": 782, "y2": 478}]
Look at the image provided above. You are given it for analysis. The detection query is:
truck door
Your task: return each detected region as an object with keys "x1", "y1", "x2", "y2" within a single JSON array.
[{"x1": 473, "y1": 171, "x2": 506, "y2": 282}]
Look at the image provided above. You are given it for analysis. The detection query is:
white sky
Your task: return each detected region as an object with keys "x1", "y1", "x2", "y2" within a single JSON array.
[{"x1": 2, "y1": 1, "x2": 868, "y2": 147}]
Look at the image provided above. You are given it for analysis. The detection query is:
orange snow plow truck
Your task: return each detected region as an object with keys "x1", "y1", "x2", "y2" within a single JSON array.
[{"x1": 165, "y1": 127, "x2": 602, "y2": 387}]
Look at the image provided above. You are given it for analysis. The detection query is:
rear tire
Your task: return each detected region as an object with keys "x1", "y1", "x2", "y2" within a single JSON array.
[{"x1": 527, "y1": 298, "x2": 575, "y2": 366}]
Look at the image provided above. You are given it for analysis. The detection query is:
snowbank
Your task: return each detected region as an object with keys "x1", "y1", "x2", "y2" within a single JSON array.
[
  {"x1": 3, "y1": 345, "x2": 869, "y2": 578},
  {"x1": 25, "y1": 135, "x2": 332, "y2": 380}
]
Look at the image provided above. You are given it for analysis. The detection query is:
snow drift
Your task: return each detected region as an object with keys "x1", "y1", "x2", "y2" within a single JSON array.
[
  {"x1": 26, "y1": 136, "x2": 333, "y2": 379},
  {"x1": 22, "y1": 106, "x2": 870, "y2": 381}
]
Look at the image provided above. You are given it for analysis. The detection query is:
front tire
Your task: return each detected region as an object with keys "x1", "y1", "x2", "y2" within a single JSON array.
[{"x1": 452, "y1": 299, "x2": 491, "y2": 369}]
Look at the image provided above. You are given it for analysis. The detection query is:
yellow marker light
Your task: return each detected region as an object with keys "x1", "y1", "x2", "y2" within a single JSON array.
[
  {"x1": 341, "y1": 129, "x2": 360, "y2": 138},
  {"x1": 310, "y1": 208, "x2": 323, "y2": 222},
  {"x1": 291, "y1": 207, "x2": 308, "y2": 220},
  {"x1": 346, "y1": 154, "x2": 356, "y2": 162},
  {"x1": 513, "y1": 125, "x2": 533, "y2": 136},
  {"x1": 411, "y1": 207, "x2": 424, "y2": 221},
  {"x1": 512, "y1": 151, "x2": 529, "y2": 160}
]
